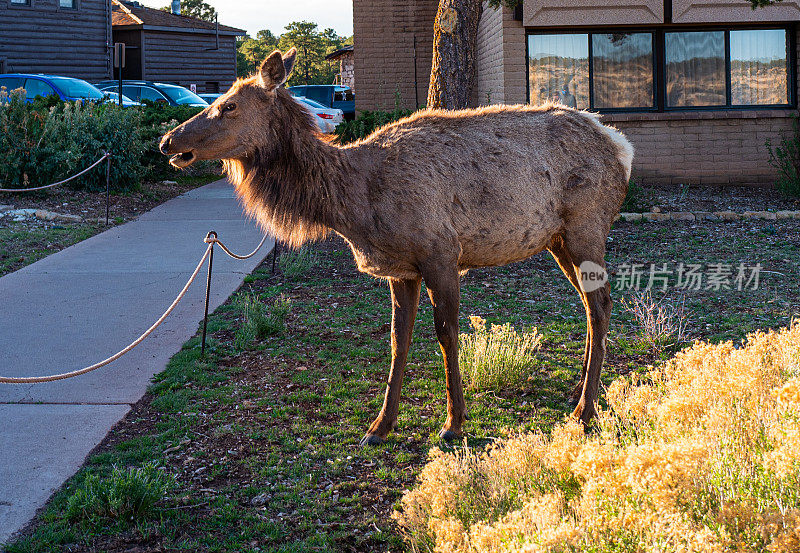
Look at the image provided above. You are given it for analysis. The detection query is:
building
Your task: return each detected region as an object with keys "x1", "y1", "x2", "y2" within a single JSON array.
[
  {"x1": 111, "y1": 0, "x2": 245, "y2": 93},
  {"x1": 326, "y1": 45, "x2": 355, "y2": 91},
  {"x1": 0, "y1": 0, "x2": 112, "y2": 81},
  {"x1": 354, "y1": 0, "x2": 800, "y2": 186}
]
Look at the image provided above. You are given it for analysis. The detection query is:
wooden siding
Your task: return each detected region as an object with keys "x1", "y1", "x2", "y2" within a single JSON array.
[
  {"x1": 0, "y1": 0, "x2": 111, "y2": 81},
  {"x1": 141, "y1": 30, "x2": 237, "y2": 92}
]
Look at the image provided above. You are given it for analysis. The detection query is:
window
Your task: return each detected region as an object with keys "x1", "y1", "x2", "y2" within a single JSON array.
[
  {"x1": 666, "y1": 31, "x2": 725, "y2": 107},
  {"x1": 139, "y1": 86, "x2": 168, "y2": 103},
  {"x1": 527, "y1": 27, "x2": 792, "y2": 112},
  {"x1": 59, "y1": 0, "x2": 76, "y2": 7},
  {"x1": 528, "y1": 33, "x2": 589, "y2": 109},
  {"x1": 24, "y1": 78, "x2": 57, "y2": 99},
  {"x1": 0, "y1": 77, "x2": 25, "y2": 91},
  {"x1": 305, "y1": 87, "x2": 332, "y2": 105},
  {"x1": 120, "y1": 86, "x2": 141, "y2": 101},
  {"x1": 10, "y1": 0, "x2": 31, "y2": 5},
  {"x1": 592, "y1": 33, "x2": 654, "y2": 109},
  {"x1": 730, "y1": 29, "x2": 788, "y2": 105}
]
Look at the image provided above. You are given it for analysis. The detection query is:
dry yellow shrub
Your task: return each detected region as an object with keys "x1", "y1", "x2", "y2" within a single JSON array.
[{"x1": 396, "y1": 321, "x2": 800, "y2": 552}]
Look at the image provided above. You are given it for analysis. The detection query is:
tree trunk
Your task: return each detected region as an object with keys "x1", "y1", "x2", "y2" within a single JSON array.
[{"x1": 427, "y1": 0, "x2": 482, "y2": 110}]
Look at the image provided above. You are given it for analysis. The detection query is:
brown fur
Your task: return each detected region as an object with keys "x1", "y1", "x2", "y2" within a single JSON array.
[{"x1": 160, "y1": 49, "x2": 633, "y2": 444}]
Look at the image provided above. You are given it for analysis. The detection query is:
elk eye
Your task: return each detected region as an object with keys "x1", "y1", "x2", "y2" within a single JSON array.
[{"x1": 222, "y1": 103, "x2": 236, "y2": 112}]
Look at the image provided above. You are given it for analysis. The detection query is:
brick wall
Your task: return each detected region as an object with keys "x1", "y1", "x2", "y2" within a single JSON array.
[
  {"x1": 605, "y1": 111, "x2": 795, "y2": 186},
  {"x1": 353, "y1": 0, "x2": 437, "y2": 111},
  {"x1": 475, "y1": 4, "x2": 527, "y2": 106},
  {"x1": 476, "y1": 3, "x2": 505, "y2": 104}
]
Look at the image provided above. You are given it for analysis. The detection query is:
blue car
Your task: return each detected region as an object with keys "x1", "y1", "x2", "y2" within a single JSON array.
[
  {"x1": 288, "y1": 85, "x2": 355, "y2": 120},
  {"x1": 0, "y1": 74, "x2": 106, "y2": 103}
]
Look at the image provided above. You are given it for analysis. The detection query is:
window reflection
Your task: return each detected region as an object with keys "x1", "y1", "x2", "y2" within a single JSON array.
[
  {"x1": 731, "y1": 29, "x2": 788, "y2": 105},
  {"x1": 528, "y1": 34, "x2": 589, "y2": 109},
  {"x1": 666, "y1": 31, "x2": 726, "y2": 107},
  {"x1": 592, "y1": 33, "x2": 654, "y2": 109}
]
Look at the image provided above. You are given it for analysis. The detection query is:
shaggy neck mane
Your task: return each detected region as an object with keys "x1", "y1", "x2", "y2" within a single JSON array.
[{"x1": 223, "y1": 89, "x2": 351, "y2": 248}]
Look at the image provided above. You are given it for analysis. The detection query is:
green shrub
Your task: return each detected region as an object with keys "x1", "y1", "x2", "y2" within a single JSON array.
[
  {"x1": 234, "y1": 293, "x2": 292, "y2": 349},
  {"x1": 620, "y1": 177, "x2": 643, "y2": 212},
  {"x1": 767, "y1": 114, "x2": 800, "y2": 197},
  {"x1": 335, "y1": 108, "x2": 414, "y2": 144},
  {"x1": 0, "y1": 88, "x2": 215, "y2": 191},
  {"x1": 65, "y1": 463, "x2": 172, "y2": 525},
  {"x1": 458, "y1": 316, "x2": 542, "y2": 392}
]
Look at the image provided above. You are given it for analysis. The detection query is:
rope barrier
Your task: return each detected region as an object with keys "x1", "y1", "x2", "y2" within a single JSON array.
[
  {"x1": 0, "y1": 244, "x2": 212, "y2": 384},
  {"x1": 0, "y1": 229, "x2": 271, "y2": 384},
  {"x1": 205, "y1": 232, "x2": 269, "y2": 260},
  {"x1": 0, "y1": 152, "x2": 111, "y2": 193}
]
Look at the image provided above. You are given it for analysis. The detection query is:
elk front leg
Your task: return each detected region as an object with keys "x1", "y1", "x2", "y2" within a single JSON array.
[
  {"x1": 423, "y1": 266, "x2": 466, "y2": 441},
  {"x1": 361, "y1": 277, "x2": 421, "y2": 446}
]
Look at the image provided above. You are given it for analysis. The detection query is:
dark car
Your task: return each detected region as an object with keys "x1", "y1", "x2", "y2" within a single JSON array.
[
  {"x1": 94, "y1": 80, "x2": 208, "y2": 107},
  {"x1": 288, "y1": 85, "x2": 355, "y2": 120},
  {"x1": 0, "y1": 74, "x2": 106, "y2": 103}
]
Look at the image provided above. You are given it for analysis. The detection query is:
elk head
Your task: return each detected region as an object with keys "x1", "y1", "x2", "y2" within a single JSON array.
[{"x1": 159, "y1": 48, "x2": 297, "y2": 168}]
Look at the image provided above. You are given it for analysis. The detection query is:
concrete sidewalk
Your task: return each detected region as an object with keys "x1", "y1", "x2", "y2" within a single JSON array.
[{"x1": 0, "y1": 178, "x2": 273, "y2": 544}]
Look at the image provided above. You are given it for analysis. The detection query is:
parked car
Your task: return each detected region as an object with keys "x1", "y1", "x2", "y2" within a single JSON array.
[
  {"x1": 102, "y1": 91, "x2": 141, "y2": 107},
  {"x1": 0, "y1": 74, "x2": 106, "y2": 103},
  {"x1": 288, "y1": 85, "x2": 354, "y2": 120},
  {"x1": 94, "y1": 80, "x2": 208, "y2": 107},
  {"x1": 198, "y1": 93, "x2": 223, "y2": 104},
  {"x1": 295, "y1": 96, "x2": 344, "y2": 133}
]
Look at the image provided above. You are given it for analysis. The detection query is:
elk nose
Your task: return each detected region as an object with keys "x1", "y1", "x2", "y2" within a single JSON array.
[{"x1": 159, "y1": 136, "x2": 171, "y2": 155}]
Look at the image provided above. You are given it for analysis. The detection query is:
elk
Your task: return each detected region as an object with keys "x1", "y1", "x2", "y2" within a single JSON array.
[{"x1": 160, "y1": 49, "x2": 633, "y2": 446}]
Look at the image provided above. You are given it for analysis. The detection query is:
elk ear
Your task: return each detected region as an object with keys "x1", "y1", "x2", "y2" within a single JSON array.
[
  {"x1": 258, "y1": 50, "x2": 287, "y2": 90},
  {"x1": 282, "y1": 47, "x2": 297, "y2": 80}
]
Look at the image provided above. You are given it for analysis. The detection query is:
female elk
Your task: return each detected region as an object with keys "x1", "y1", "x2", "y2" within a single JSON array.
[{"x1": 160, "y1": 48, "x2": 633, "y2": 445}]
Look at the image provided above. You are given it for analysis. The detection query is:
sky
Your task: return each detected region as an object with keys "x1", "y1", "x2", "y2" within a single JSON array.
[{"x1": 136, "y1": 0, "x2": 354, "y2": 38}]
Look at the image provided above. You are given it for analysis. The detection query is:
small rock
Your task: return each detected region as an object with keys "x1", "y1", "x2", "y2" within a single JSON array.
[
  {"x1": 250, "y1": 493, "x2": 270, "y2": 506},
  {"x1": 694, "y1": 211, "x2": 718, "y2": 221},
  {"x1": 35, "y1": 209, "x2": 58, "y2": 221},
  {"x1": 619, "y1": 212, "x2": 642, "y2": 222},
  {"x1": 670, "y1": 212, "x2": 695, "y2": 221},
  {"x1": 743, "y1": 211, "x2": 777, "y2": 220},
  {"x1": 713, "y1": 211, "x2": 740, "y2": 221},
  {"x1": 651, "y1": 206, "x2": 662, "y2": 213},
  {"x1": 55, "y1": 213, "x2": 82, "y2": 223},
  {"x1": 161, "y1": 180, "x2": 178, "y2": 185},
  {"x1": 642, "y1": 212, "x2": 670, "y2": 222}
]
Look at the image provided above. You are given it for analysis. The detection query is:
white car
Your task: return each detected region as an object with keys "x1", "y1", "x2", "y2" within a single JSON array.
[
  {"x1": 295, "y1": 96, "x2": 344, "y2": 133},
  {"x1": 102, "y1": 91, "x2": 141, "y2": 107}
]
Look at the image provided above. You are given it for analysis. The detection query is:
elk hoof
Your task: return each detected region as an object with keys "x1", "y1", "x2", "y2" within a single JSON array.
[
  {"x1": 360, "y1": 434, "x2": 384, "y2": 447},
  {"x1": 438, "y1": 429, "x2": 461, "y2": 442}
]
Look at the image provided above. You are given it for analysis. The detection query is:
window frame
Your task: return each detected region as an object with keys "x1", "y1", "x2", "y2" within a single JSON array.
[
  {"x1": 525, "y1": 24, "x2": 796, "y2": 113},
  {"x1": 7, "y1": 0, "x2": 33, "y2": 7},
  {"x1": 58, "y1": 0, "x2": 78, "y2": 10}
]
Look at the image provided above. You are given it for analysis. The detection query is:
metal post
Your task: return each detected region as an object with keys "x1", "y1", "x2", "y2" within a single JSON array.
[
  {"x1": 104, "y1": 152, "x2": 111, "y2": 225},
  {"x1": 271, "y1": 241, "x2": 279, "y2": 273},
  {"x1": 201, "y1": 231, "x2": 216, "y2": 357}
]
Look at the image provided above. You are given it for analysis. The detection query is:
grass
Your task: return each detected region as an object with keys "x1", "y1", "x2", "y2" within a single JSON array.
[
  {"x1": 278, "y1": 246, "x2": 318, "y2": 279},
  {"x1": 5, "y1": 218, "x2": 799, "y2": 552},
  {"x1": 64, "y1": 463, "x2": 173, "y2": 525},
  {"x1": 0, "y1": 225, "x2": 96, "y2": 277},
  {"x1": 233, "y1": 292, "x2": 292, "y2": 349}
]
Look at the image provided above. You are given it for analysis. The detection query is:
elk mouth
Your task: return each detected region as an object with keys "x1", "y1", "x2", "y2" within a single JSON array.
[{"x1": 169, "y1": 150, "x2": 196, "y2": 169}]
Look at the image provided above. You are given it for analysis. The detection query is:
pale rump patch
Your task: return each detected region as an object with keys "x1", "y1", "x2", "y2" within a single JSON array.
[{"x1": 582, "y1": 111, "x2": 634, "y2": 181}]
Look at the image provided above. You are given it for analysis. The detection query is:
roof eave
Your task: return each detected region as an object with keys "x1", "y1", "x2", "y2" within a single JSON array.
[{"x1": 139, "y1": 24, "x2": 246, "y2": 36}]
